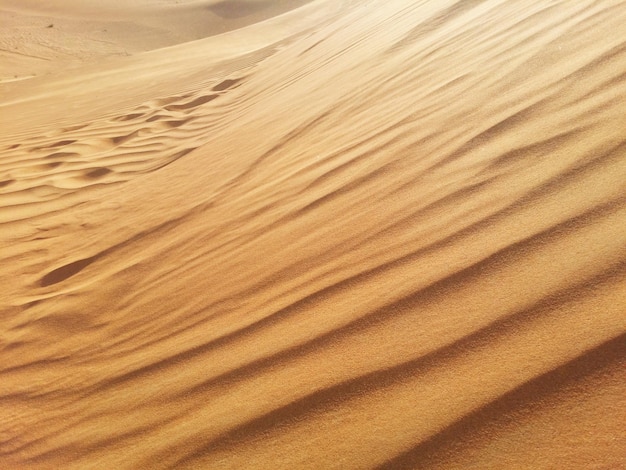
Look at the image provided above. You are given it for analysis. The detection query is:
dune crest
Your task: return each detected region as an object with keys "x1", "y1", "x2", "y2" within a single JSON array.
[
  {"x1": 0, "y1": 0, "x2": 316, "y2": 80},
  {"x1": 1, "y1": 0, "x2": 625, "y2": 469}
]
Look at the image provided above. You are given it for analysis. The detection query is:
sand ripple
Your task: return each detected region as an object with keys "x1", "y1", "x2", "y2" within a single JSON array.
[{"x1": 1, "y1": 0, "x2": 625, "y2": 468}]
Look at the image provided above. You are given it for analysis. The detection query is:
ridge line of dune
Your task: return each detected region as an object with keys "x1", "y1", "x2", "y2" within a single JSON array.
[
  {"x1": 375, "y1": 332, "x2": 626, "y2": 469},
  {"x1": 1, "y1": 0, "x2": 625, "y2": 468}
]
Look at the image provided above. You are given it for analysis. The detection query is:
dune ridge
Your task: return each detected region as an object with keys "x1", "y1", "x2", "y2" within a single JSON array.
[
  {"x1": 0, "y1": 0, "x2": 316, "y2": 81},
  {"x1": 1, "y1": 0, "x2": 625, "y2": 469}
]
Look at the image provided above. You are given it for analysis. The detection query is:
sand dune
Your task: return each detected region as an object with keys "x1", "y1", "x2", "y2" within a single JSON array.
[
  {"x1": 0, "y1": 0, "x2": 314, "y2": 80},
  {"x1": 1, "y1": 0, "x2": 625, "y2": 469}
]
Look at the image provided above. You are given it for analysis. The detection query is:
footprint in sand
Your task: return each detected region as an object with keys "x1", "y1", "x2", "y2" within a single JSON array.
[
  {"x1": 40, "y1": 255, "x2": 98, "y2": 287},
  {"x1": 164, "y1": 94, "x2": 219, "y2": 112},
  {"x1": 111, "y1": 113, "x2": 146, "y2": 123},
  {"x1": 82, "y1": 167, "x2": 113, "y2": 179},
  {"x1": 212, "y1": 77, "x2": 242, "y2": 91},
  {"x1": 45, "y1": 151, "x2": 79, "y2": 160}
]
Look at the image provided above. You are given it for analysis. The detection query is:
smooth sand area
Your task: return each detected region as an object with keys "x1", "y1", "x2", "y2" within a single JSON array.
[{"x1": 1, "y1": 0, "x2": 625, "y2": 469}]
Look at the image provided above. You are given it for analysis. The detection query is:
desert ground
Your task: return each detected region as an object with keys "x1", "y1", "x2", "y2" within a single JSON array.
[{"x1": 1, "y1": 0, "x2": 625, "y2": 468}]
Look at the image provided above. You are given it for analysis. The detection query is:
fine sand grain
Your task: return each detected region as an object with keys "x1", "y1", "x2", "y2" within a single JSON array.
[{"x1": 1, "y1": 0, "x2": 625, "y2": 469}]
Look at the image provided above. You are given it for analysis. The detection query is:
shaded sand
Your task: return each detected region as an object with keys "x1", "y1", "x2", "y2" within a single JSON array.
[{"x1": 1, "y1": 0, "x2": 625, "y2": 469}]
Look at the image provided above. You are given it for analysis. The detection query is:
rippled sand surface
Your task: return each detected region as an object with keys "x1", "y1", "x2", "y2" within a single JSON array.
[{"x1": 1, "y1": 0, "x2": 625, "y2": 468}]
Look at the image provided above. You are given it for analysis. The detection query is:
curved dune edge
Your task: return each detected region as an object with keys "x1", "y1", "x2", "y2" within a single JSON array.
[
  {"x1": 1, "y1": 0, "x2": 626, "y2": 469},
  {"x1": 0, "y1": 0, "x2": 317, "y2": 80}
]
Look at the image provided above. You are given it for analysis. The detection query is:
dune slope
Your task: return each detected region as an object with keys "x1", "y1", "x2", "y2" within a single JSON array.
[
  {"x1": 0, "y1": 0, "x2": 315, "y2": 80},
  {"x1": 1, "y1": 0, "x2": 625, "y2": 469}
]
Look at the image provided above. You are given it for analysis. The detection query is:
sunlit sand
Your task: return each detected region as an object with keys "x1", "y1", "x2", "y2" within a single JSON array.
[{"x1": 1, "y1": 0, "x2": 625, "y2": 468}]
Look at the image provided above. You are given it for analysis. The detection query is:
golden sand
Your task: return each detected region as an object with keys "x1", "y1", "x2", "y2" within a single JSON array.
[{"x1": 1, "y1": 0, "x2": 625, "y2": 468}]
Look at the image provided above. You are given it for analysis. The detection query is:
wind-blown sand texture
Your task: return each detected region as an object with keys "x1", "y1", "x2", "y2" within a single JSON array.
[{"x1": 1, "y1": 0, "x2": 625, "y2": 468}]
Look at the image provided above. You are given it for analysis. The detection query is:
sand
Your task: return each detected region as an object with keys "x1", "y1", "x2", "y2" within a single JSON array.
[{"x1": 1, "y1": 0, "x2": 625, "y2": 468}]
